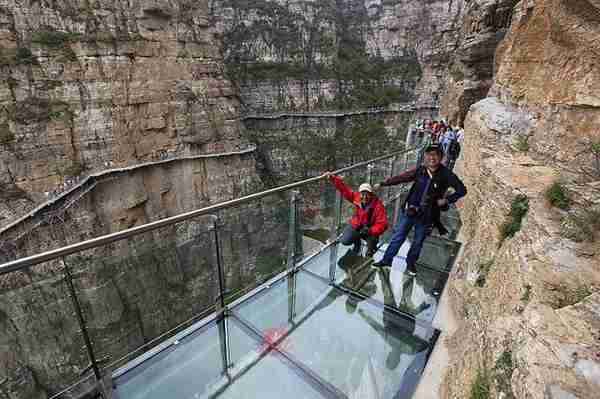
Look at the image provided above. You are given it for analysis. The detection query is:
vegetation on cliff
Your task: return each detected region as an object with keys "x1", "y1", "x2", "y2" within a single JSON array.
[{"x1": 220, "y1": 0, "x2": 421, "y2": 110}]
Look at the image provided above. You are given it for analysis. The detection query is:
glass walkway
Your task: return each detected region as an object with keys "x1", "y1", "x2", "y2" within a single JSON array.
[{"x1": 0, "y1": 145, "x2": 461, "y2": 399}]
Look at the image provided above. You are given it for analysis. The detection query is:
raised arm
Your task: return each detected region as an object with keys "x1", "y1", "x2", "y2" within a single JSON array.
[
  {"x1": 380, "y1": 167, "x2": 418, "y2": 187},
  {"x1": 327, "y1": 174, "x2": 357, "y2": 203}
]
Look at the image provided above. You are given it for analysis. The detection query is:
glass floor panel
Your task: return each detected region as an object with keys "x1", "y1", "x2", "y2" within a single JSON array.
[
  {"x1": 340, "y1": 257, "x2": 449, "y2": 323},
  {"x1": 302, "y1": 240, "x2": 412, "y2": 285},
  {"x1": 234, "y1": 271, "x2": 438, "y2": 399},
  {"x1": 210, "y1": 319, "x2": 330, "y2": 399},
  {"x1": 112, "y1": 320, "x2": 224, "y2": 399}
]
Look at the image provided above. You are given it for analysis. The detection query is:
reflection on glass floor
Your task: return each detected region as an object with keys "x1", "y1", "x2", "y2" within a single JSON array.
[
  {"x1": 113, "y1": 269, "x2": 440, "y2": 399},
  {"x1": 113, "y1": 224, "x2": 459, "y2": 399}
]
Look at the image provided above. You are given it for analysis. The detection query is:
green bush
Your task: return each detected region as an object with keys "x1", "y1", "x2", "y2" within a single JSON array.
[
  {"x1": 16, "y1": 47, "x2": 38, "y2": 64},
  {"x1": 63, "y1": 161, "x2": 84, "y2": 176},
  {"x1": 560, "y1": 207, "x2": 600, "y2": 242},
  {"x1": 32, "y1": 31, "x2": 81, "y2": 47},
  {"x1": 449, "y1": 61, "x2": 464, "y2": 82},
  {"x1": 545, "y1": 181, "x2": 570, "y2": 210},
  {"x1": 0, "y1": 47, "x2": 38, "y2": 66},
  {"x1": 513, "y1": 135, "x2": 529, "y2": 152},
  {"x1": 592, "y1": 142, "x2": 600, "y2": 176},
  {"x1": 499, "y1": 195, "x2": 529, "y2": 244},
  {"x1": 470, "y1": 369, "x2": 490, "y2": 399},
  {"x1": 521, "y1": 284, "x2": 532, "y2": 302},
  {"x1": 494, "y1": 350, "x2": 516, "y2": 399},
  {"x1": 552, "y1": 283, "x2": 593, "y2": 309},
  {"x1": 0, "y1": 128, "x2": 15, "y2": 144},
  {"x1": 475, "y1": 259, "x2": 494, "y2": 287}
]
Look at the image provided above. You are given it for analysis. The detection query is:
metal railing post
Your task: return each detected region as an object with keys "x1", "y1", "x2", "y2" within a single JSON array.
[
  {"x1": 61, "y1": 259, "x2": 104, "y2": 394},
  {"x1": 288, "y1": 271, "x2": 297, "y2": 324},
  {"x1": 287, "y1": 190, "x2": 300, "y2": 270},
  {"x1": 328, "y1": 191, "x2": 342, "y2": 283},
  {"x1": 213, "y1": 219, "x2": 226, "y2": 311},
  {"x1": 392, "y1": 194, "x2": 403, "y2": 226},
  {"x1": 213, "y1": 220, "x2": 231, "y2": 372},
  {"x1": 367, "y1": 163, "x2": 374, "y2": 185},
  {"x1": 387, "y1": 156, "x2": 396, "y2": 201}
]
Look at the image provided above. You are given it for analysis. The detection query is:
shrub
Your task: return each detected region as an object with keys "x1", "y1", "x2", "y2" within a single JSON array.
[
  {"x1": 494, "y1": 350, "x2": 516, "y2": 399},
  {"x1": 551, "y1": 283, "x2": 593, "y2": 309},
  {"x1": 32, "y1": 31, "x2": 81, "y2": 47},
  {"x1": 470, "y1": 369, "x2": 490, "y2": 399},
  {"x1": 449, "y1": 61, "x2": 464, "y2": 82},
  {"x1": 63, "y1": 161, "x2": 84, "y2": 176},
  {"x1": 513, "y1": 135, "x2": 529, "y2": 152},
  {"x1": 560, "y1": 207, "x2": 600, "y2": 242},
  {"x1": 0, "y1": 128, "x2": 15, "y2": 144},
  {"x1": 16, "y1": 47, "x2": 37, "y2": 65},
  {"x1": 0, "y1": 47, "x2": 38, "y2": 66},
  {"x1": 592, "y1": 142, "x2": 600, "y2": 176},
  {"x1": 499, "y1": 194, "x2": 529, "y2": 244},
  {"x1": 475, "y1": 259, "x2": 494, "y2": 287},
  {"x1": 521, "y1": 284, "x2": 532, "y2": 302},
  {"x1": 545, "y1": 181, "x2": 570, "y2": 210}
]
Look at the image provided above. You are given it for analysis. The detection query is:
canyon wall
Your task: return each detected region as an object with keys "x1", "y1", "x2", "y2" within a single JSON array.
[
  {"x1": 0, "y1": 0, "x2": 252, "y2": 228},
  {"x1": 0, "y1": 150, "x2": 291, "y2": 399},
  {"x1": 213, "y1": 0, "x2": 465, "y2": 113},
  {"x1": 443, "y1": 1, "x2": 600, "y2": 398}
]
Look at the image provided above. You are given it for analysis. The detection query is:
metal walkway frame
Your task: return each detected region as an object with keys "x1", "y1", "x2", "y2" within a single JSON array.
[{"x1": 0, "y1": 142, "x2": 460, "y2": 399}]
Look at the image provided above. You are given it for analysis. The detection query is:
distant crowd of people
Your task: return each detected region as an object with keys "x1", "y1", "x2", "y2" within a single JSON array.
[
  {"x1": 411, "y1": 119, "x2": 464, "y2": 171},
  {"x1": 323, "y1": 119, "x2": 467, "y2": 276}
]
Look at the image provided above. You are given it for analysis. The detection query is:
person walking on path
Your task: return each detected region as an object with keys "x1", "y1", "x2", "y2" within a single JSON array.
[
  {"x1": 372, "y1": 145, "x2": 467, "y2": 274},
  {"x1": 324, "y1": 172, "x2": 388, "y2": 257}
]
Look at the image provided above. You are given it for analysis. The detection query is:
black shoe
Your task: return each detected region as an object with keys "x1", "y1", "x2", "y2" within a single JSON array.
[
  {"x1": 406, "y1": 264, "x2": 417, "y2": 276},
  {"x1": 372, "y1": 260, "x2": 391, "y2": 268},
  {"x1": 366, "y1": 248, "x2": 377, "y2": 257}
]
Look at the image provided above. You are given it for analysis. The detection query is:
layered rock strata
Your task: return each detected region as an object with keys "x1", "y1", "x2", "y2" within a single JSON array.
[{"x1": 0, "y1": 0, "x2": 251, "y2": 228}]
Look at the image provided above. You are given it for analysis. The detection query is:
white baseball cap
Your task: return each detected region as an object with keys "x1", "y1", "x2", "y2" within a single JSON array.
[{"x1": 358, "y1": 183, "x2": 373, "y2": 193}]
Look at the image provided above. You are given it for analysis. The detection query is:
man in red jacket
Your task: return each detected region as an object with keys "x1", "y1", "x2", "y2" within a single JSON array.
[{"x1": 324, "y1": 172, "x2": 388, "y2": 257}]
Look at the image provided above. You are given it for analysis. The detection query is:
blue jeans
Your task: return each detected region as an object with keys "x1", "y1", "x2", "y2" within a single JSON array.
[{"x1": 381, "y1": 212, "x2": 431, "y2": 266}]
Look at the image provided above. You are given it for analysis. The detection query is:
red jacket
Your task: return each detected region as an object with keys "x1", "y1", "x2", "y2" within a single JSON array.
[{"x1": 329, "y1": 175, "x2": 388, "y2": 236}]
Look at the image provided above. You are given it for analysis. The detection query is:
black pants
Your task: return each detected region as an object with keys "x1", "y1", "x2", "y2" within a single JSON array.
[{"x1": 340, "y1": 224, "x2": 379, "y2": 253}]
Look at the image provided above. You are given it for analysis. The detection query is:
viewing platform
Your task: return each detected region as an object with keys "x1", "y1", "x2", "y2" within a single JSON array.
[{"x1": 0, "y1": 142, "x2": 462, "y2": 399}]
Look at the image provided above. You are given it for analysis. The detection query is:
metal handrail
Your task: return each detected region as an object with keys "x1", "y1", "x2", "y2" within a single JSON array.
[{"x1": 0, "y1": 147, "x2": 418, "y2": 275}]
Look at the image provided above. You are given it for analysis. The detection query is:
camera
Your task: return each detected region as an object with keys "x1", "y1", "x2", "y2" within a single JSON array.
[{"x1": 405, "y1": 205, "x2": 420, "y2": 217}]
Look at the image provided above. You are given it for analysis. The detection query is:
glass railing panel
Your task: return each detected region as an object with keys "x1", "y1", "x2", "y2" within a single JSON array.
[
  {"x1": 112, "y1": 319, "x2": 225, "y2": 399},
  {"x1": 415, "y1": 236, "x2": 461, "y2": 273},
  {"x1": 436, "y1": 205, "x2": 462, "y2": 240},
  {"x1": 278, "y1": 271, "x2": 437, "y2": 399},
  {"x1": 63, "y1": 215, "x2": 220, "y2": 374},
  {"x1": 297, "y1": 178, "x2": 338, "y2": 261},
  {"x1": 216, "y1": 194, "x2": 291, "y2": 305},
  {"x1": 0, "y1": 261, "x2": 92, "y2": 399},
  {"x1": 232, "y1": 271, "x2": 325, "y2": 334}
]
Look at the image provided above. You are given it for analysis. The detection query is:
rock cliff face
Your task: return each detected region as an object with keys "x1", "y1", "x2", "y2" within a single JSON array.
[
  {"x1": 0, "y1": 0, "x2": 251, "y2": 228},
  {"x1": 0, "y1": 2, "x2": 271, "y2": 398},
  {"x1": 441, "y1": 0, "x2": 518, "y2": 125},
  {"x1": 214, "y1": 0, "x2": 466, "y2": 113},
  {"x1": 443, "y1": 1, "x2": 600, "y2": 398}
]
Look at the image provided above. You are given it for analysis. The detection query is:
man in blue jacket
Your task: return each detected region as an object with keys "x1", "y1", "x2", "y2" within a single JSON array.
[{"x1": 373, "y1": 145, "x2": 467, "y2": 275}]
